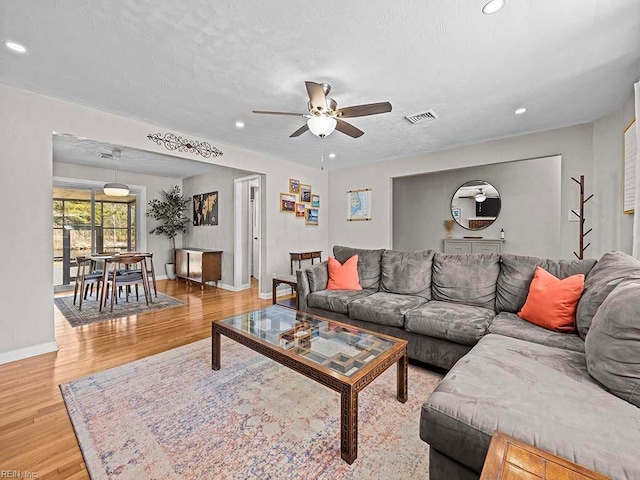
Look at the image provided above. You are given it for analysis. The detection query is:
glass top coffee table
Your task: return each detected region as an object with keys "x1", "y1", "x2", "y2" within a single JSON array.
[{"x1": 211, "y1": 305, "x2": 408, "y2": 464}]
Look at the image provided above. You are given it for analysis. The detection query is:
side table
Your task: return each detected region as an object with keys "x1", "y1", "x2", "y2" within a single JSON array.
[
  {"x1": 480, "y1": 431, "x2": 611, "y2": 480},
  {"x1": 289, "y1": 251, "x2": 322, "y2": 274},
  {"x1": 272, "y1": 275, "x2": 298, "y2": 310}
]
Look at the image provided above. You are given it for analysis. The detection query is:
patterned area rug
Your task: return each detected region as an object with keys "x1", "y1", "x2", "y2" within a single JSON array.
[
  {"x1": 54, "y1": 292, "x2": 185, "y2": 327},
  {"x1": 61, "y1": 338, "x2": 442, "y2": 479}
]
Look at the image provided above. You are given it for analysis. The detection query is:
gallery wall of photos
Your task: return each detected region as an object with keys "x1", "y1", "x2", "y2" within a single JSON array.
[{"x1": 280, "y1": 178, "x2": 319, "y2": 226}]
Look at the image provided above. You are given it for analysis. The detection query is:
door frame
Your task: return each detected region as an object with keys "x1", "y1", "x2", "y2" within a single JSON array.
[{"x1": 233, "y1": 174, "x2": 262, "y2": 293}]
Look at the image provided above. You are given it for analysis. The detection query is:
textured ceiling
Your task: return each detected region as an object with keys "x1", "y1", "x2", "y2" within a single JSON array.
[
  {"x1": 2, "y1": 1, "x2": 640, "y2": 170},
  {"x1": 53, "y1": 134, "x2": 215, "y2": 179}
]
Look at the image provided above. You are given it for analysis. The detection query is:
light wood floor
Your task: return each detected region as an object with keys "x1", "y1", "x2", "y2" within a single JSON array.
[{"x1": 0, "y1": 279, "x2": 273, "y2": 479}]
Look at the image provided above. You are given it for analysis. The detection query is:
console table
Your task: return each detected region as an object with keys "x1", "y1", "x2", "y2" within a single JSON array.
[
  {"x1": 175, "y1": 248, "x2": 222, "y2": 290},
  {"x1": 443, "y1": 239, "x2": 504, "y2": 254},
  {"x1": 272, "y1": 275, "x2": 298, "y2": 309},
  {"x1": 289, "y1": 250, "x2": 322, "y2": 274}
]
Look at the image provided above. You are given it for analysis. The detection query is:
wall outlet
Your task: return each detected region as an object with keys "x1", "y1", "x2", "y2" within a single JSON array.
[{"x1": 568, "y1": 209, "x2": 580, "y2": 222}]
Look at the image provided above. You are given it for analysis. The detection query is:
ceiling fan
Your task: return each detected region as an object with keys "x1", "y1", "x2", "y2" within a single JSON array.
[{"x1": 252, "y1": 81, "x2": 392, "y2": 139}]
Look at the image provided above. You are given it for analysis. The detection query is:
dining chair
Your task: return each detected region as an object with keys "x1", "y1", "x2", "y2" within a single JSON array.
[
  {"x1": 113, "y1": 252, "x2": 157, "y2": 297},
  {"x1": 74, "y1": 256, "x2": 104, "y2": 311},
  {"x1": 102, "y1": 256, "x2": 152, "y2": 312}
]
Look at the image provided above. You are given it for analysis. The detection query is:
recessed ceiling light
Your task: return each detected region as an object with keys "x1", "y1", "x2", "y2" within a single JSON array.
[
  {"x1": 329, "y1": 153, "x2": 336, "y2": 159},
  {"x1": 515, "y1": 107, "x2": 527, "y2": 115},
  {"x1": 482, "y1": 0, "x2": 505, "y2": 14},
  {"x1": 4, "y1": 40, "x2": 27, "y2": 53},
  {"x1": 235, "y1": 121, "x2": 245, "y2": 129}
]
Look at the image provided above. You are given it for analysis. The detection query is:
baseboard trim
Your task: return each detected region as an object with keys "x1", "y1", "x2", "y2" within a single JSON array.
[
  {"x1": 0, "y1": 341, "x2": 59, "y2": 366},
  {"x1": 259, "y1": 286, "x2": 295, "y2": 300},
  {"x1": 217, "y1": 283, "x2": 250, "y2": 292}
]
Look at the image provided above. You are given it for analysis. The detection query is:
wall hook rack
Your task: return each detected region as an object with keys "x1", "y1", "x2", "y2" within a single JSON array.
[{"x1": 571, "y1": 175, "x2": 593, "y2": 260}]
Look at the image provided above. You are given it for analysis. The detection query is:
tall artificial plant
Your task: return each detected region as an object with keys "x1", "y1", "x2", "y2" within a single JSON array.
[{"x1": 147, "y1": 186, "x2": 190, "y2": 253}]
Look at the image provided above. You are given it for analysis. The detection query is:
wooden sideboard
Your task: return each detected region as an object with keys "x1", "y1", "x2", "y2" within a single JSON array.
[
  {"x1": 175, "y1": 248, "x2": 222, "y2": 290},
  {"x1": 443, "y1": 239, "x2": 504, "y2": 254}
]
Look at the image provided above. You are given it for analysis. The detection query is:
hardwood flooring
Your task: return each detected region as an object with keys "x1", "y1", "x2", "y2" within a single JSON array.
[{"x1": 0, "y1": 279, "x2": 273, "y2": 479}]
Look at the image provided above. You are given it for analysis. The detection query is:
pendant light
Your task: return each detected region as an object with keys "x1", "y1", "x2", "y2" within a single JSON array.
[{"x1": 103, "y1": 149, "x2": 129, "y2": 197}]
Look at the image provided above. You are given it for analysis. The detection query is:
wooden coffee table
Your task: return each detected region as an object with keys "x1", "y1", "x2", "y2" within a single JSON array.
[
  {"x1": 480, "y1": 431, "x2": 611, "y2": 479},
  {"x1": 211, "y1": 306, "x2": 408, "y2": 464}
]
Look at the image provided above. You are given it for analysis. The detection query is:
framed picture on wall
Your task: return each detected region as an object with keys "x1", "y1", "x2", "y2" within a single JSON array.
[
  {"x1": 295, "y1": 203, "x2": 306, "y2": 217},
  {"x1": 312, "y1": 194, "x2": 320, "y2": 208},
  {"x1": 193, "y1": 191, "x2": 218, "y2": 226},
  {"x1": 289, "y1": 178, "x2": 300, "y2": 194},
  {"x1": 280, "y1": 193, "x2": 296, "y2": 213},
  {"x1": 347, "y1": 188, "x2": 372, "y2": 221},
  {"x1": 300, "y1": 184, "x2": 312, "y2": 203},
  {"x1": 305, "y1": 207, "x2": 319, "y2": 226}
]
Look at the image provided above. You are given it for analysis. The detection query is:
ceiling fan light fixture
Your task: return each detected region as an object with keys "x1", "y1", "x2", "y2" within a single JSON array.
[
  {"x1": 475, "y1": 192, "x2": 487, "y2": 202},
  {"x1": 307, "y1": 115, "x2": 337, "y2": 138},
  {"x1": 103, "y1": 183, "x2": 130, "y2": 197}
]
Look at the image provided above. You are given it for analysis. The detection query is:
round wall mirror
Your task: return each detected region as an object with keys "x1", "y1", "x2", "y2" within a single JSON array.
[{"x1": 450, "y1": 180, "x2": 501, "y2": 230}]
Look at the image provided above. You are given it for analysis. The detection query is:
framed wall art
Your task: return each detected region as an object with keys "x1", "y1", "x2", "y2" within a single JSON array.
[
  {"x1": 312, "y1": 194, "x2": 320, "y2": 208},
  {"x1": 280, "y1": 193, "x2": 296, "y2": 213},
  {"x1": 305, "y1": 207, "x2": 319, "y2": 226},
  {"x1": 347, "y1": 188, "x2": 372, "y2": 221},
  {"x1": 289, "y1": 178, "x2": 300, "y2": 194},
  {"x1": 300, "y1": 184, "x2": 312, "y2": 203},
  {"x1": 193, "y1": 191, "x2": 218, "y2": 226},
  {"x1": 295, "y1": 203, "x2": 306, "y2": 217}
]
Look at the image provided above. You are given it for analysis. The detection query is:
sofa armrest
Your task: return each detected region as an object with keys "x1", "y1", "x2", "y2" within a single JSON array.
[{"x1": 296, "y1": 261, "x2": 328, "y2": 311}]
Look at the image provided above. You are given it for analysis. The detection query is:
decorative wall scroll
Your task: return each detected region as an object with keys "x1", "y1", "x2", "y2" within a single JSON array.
[
  {"x1": 347, "y1": 188, "x2": 372, "y2": 221},
  {"x1": 147, "y1": 132, "x2": 223, "y2": 158},
  {"x1": 193, "y1": 191, "x2": 219, "y2": 226},
  {"x1": 624, "y1": 119, "x2": 637, "y2": 214}
]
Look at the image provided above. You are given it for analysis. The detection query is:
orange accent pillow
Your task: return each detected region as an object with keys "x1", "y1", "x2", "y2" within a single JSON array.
[
  {"x1": 327, "y1": 255, "x2": 362, "y2": 290},
  {"x1": 518, "y1": 267, "x2": 585, "y2": 333}
]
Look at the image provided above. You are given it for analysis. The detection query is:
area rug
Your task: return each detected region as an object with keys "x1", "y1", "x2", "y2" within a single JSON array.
[
  {"x1": 60, "y1": 338, "x2": 442, "y2": 479},
  {"x1": 54, "y1": 292, "x2": 185, "y2": 327}
]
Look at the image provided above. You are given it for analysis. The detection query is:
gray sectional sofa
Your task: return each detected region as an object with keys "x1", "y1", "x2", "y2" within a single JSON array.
[{"x1": 296, "y1": 246, "x2": 640, "y2": 480}]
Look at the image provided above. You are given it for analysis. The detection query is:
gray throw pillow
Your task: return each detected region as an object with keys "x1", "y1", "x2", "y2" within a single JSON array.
[{"x1": 585, "y1": 281, "x2": 640, "y2": 408}]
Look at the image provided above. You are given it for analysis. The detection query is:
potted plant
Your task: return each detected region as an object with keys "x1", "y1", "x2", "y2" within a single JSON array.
[{"x1": 147, "y1": 185, "x2": 190, "y2": 280}]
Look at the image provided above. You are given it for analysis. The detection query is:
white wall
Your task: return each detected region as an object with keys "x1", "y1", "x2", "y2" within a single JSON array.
[
  {"x1": 591, "y1": 97, "x2": 636, "y2": 256},
  {"x1": 0, "y1": 82, "x2": 328, "y2": 363},
  {"x1": 53, "y1": 162, "x2": 182, "y2": 267},
  {"x1": 329, "y1": 105, "x2": 634, "y2": 259},
  {"x1": 182, "y1": 165, "x2": 256, "y2": 287},
  {"x1": 393, "y1": 156, "x2": 562, "y2": 258}
]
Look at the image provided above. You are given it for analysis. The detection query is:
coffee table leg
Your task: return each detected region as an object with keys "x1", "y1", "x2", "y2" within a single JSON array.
[
  {"x1": 341, "y1": 386, "x2": 358, "y2": 464},
  {"x1": 212, "y1": 328, "x2": 221, "y2": 370},
  {"x1": 397, "y1": 350, "x2": 408, "y2": 403}
]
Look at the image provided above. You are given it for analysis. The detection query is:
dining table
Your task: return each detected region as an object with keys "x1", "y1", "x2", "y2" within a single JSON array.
[{"x1": 89, "y1": 253, "x2": 153, "y2": 312}]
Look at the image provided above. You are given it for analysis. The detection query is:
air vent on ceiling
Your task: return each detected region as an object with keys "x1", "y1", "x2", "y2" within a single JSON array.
[
  {"x1": 100, "y1": 153, "x2": 114, "y2": 159},
  {"x1": 404, "y1": 109, "x2": 438, "y2": 125}
]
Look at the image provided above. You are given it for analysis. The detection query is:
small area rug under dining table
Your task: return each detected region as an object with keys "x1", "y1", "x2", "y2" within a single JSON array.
[
  {"x1": 54, "y1": 292, "x2": 185, "y2": 327},
  {"x1": 60, "y1": 337, "x2": 442, "y2": 479}
]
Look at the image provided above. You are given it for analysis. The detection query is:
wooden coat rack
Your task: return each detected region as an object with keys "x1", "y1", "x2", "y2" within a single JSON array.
[{"x1": 571, "y1": 175, "x2": 593, "y2": 260}]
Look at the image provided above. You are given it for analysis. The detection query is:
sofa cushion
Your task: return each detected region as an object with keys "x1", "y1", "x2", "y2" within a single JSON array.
[
  {"x1": 586, "y1": 282, "x2": 640, "y2": 408},
  {"x1": 420, "y1": 334, "x2": 640, "y2": 478},
  {"x1": 306, "y1": 289, "x2": 375, "y2": 315},
  {"x1": 488, "y1": 312, "x2": 585, "y2": 353},
  {"x1": 305, "y1": 261, "x2": 328, "y2": 292},
  {"x1": 405, "y1": 301, "x2": 495, "y2": 346},
  {"x1": 333, "y1": 245, "x2": 384, "y2": 290},
  {"x1": 327, "y1": 255, "x2": 362, "y2": 290},
  {"x1": 348, "y1": 292, "x2": 427, "y2": 328},
  {"x1": 380, "y1": 249, "x2": 434, "y2": 300},
  {"x1": 496, "y1": 254, "x2": 596, "y2": 314},
  {"x1": 432, "y1": 253, "x2": 500, "y2": 310},
  {"x1": 517, "y1": 267, "x2": 584, "y2": 333},
  {"x1": 576, "y1": 251, "x2": 640, "y2": 339}
]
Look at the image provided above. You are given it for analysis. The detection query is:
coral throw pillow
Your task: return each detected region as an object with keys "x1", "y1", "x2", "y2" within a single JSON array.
[
  {"x1": 327, "y1": 255, "x2": 362, "y2": 290},
  {"x1": 518, "y1": 266, "x2": 585, "y2": 333}
]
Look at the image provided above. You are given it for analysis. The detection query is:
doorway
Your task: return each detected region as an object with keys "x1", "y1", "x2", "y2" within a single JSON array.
[{"x1": 234, "y1": 175, "x2": 262, "y2": 293}]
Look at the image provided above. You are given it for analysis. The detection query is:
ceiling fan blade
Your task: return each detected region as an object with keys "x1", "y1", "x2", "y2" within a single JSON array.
[
  {"x1": 305, "y1": 81, "x2": 327, "y2": 112},
  {"x1": 336, "y1": 102, "x2": 392, "y2": 118},
  {"x1": 289, "y1": 124, "x2": 309, "y2": 138},
  {"x1": 252, "y1": 110, "x2": 307, "y2": 117},
  {"x1": 335, "y1": 119, "x2": 364, "y2": 138}
]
